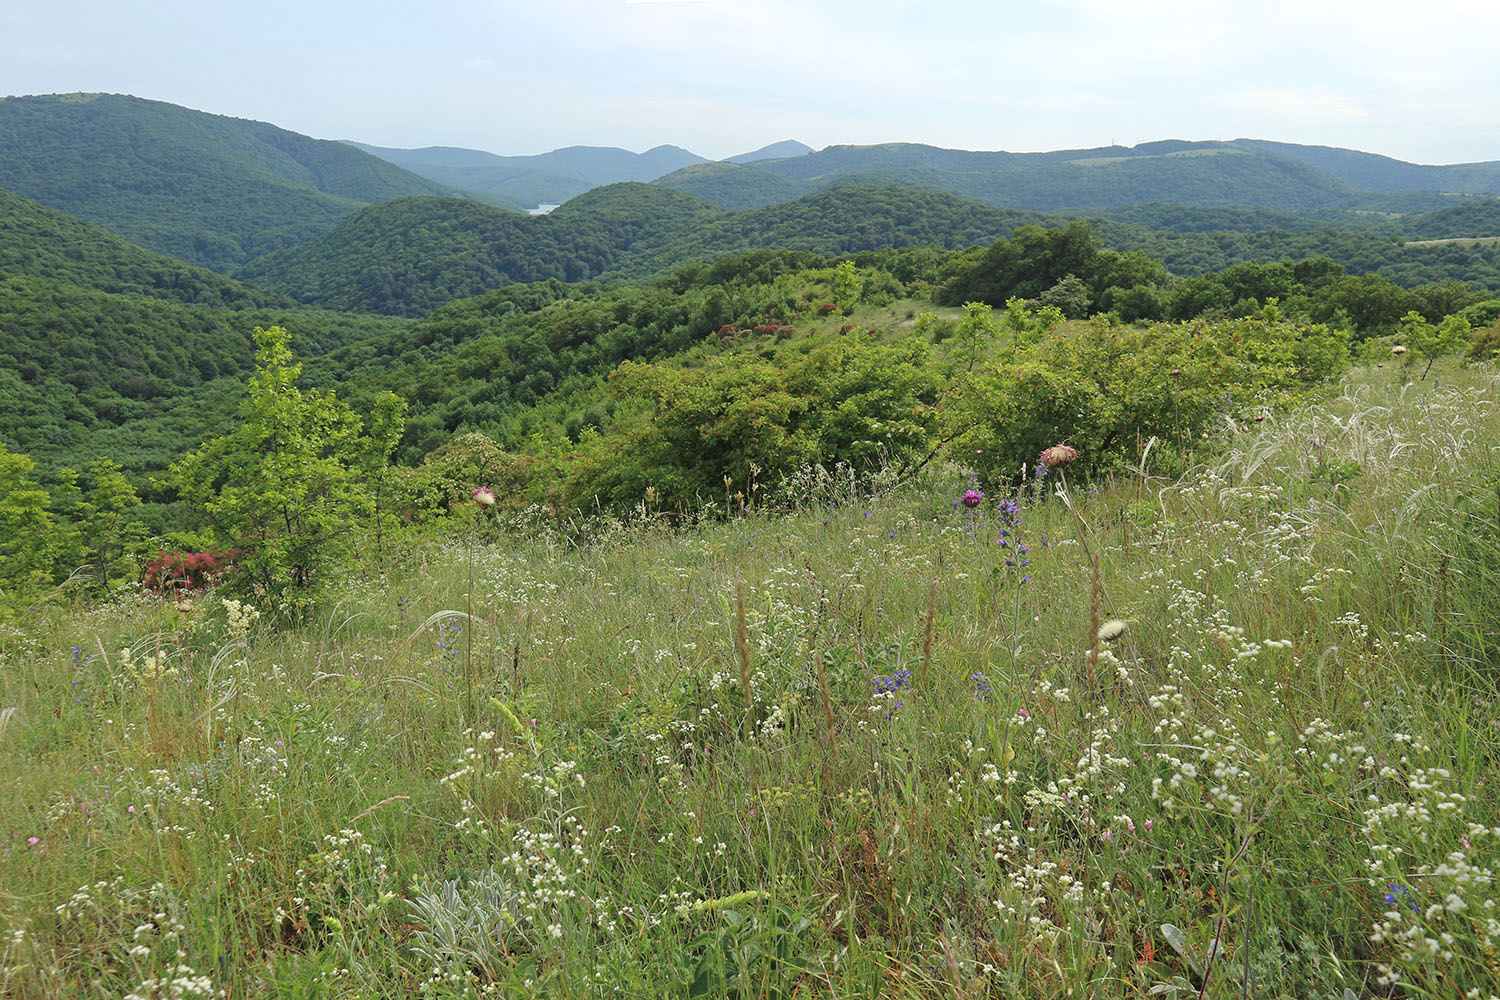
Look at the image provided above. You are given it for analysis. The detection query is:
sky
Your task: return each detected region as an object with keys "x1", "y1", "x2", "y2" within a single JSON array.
[{"x1": 3, "y1": 0, "x2": 1498, "y2": 164}]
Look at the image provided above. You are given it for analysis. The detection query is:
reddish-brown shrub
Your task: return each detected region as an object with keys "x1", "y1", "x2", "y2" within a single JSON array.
[{"x1": 142, "y1": 550, "x2": 235, "y2": 596}]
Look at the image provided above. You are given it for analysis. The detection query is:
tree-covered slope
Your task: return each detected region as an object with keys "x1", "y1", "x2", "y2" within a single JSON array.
[
  {"x1": 237, "y1": 184, "x2": 1050, "y2": 315},
  {"x1": 654, "y1": 161, "x2": 816, "y2": 209},
  {"x1": 237, "y1": 185, "x2": 728, "y2": 316},
  {"x1": 0, "y1": 187, "x2": 284, "y2": 308},
  {"x1": 663, "y1": 140, "x2": 1500, "y2": 217},
  {"x1": 1231, "y1": 139, "x2": 1500, "y2": 194},
  {"x1": 0, "y1": 93, "x2": 459, "y2": 270},
  {"x1": 1401, "y1": 198, "x2": 1500, "y2": 240},
  {"x1": 0, "y1": 272, "x2": 403, "y2": 478},
  {"x1": 601, "y1": 184, "x2": 1048, "y2": 279}
]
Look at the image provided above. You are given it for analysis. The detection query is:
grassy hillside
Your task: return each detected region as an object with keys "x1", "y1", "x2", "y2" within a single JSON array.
[
  {"x1": 3, "y1": 361, "x2": 1498, "y2": 996},
  {"x1": 0, "y1": 93, "x2": 458, "y2": 270},
  {"x1": 1233, "y1": 138, "x2": 1500, "y2": 193}
]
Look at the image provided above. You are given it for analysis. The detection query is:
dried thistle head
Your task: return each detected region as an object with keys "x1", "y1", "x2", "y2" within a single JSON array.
[
  {"x1": 1097, "y1": 619, "x2": 1128, "y2": 642},
  {"x1": 471, "y1": 486, "x2": 497, "y2": 508},
  {"x1": 1039, "y1": 443, "x2": 1078, "y2": 469},
  {"x1": 1391, "y1": 345, "x2": 1408, "y2": 355}
]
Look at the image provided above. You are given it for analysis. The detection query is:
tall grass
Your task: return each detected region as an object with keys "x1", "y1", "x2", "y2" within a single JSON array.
[{"x1": 2, "y1": 363, "x2": 1498, "y2": 998}]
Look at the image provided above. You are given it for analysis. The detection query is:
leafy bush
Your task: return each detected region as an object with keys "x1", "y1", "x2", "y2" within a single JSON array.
[{"x1": 948, "y1": 306, "x2": 1349, "y2": 483}]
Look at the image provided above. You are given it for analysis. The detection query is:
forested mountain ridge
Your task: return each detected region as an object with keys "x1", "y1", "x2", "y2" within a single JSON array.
[
  {"x1": 345, "y1": 140, "x2": 705, "y2": 210},
  {"x1": 0, "y1": 93, "x2": 460, "y2": 270}
]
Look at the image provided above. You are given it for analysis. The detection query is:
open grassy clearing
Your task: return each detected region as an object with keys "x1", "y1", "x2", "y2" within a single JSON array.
[{"x1": 2, "y1": 362, "x2": 1499, "y2": 998}]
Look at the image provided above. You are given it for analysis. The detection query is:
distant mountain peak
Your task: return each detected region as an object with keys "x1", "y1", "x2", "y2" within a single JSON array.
[{"x1": 727, "y1": 140, "x2": 814, "y2": 165}]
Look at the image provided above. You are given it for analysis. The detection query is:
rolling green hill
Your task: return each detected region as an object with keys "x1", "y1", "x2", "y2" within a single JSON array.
[
  {"x1": 236, "y1": 184, "x2": 1052, "y2": 315},
  {"x1": 656, "y1": 139, "x2": 1500, "y2": 219},
  {"x1": 654, "y1": 161, "x2": 814, "y2": 210},
  {"x1": 0, "y1": 93, "x2": 459, "y2": 270},
  {"x1": 236, "y1": 185, "x2": 726, "y2": 316},
  {"x1": 237, "y1": 176, "x2": 1500, "y2": 317},
  {"x1": 0, "y1": 187, "x2": 284, "y2": 308}
]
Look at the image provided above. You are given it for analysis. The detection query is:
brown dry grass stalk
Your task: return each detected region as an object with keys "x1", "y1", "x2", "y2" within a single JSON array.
[{"x1": 813, "y1": 647, "x2": 837, "y2": 794}]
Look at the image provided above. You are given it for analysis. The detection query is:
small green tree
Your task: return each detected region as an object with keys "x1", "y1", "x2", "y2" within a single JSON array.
[
  {"x1": 832, "y1": 260, "x2": 862, "y2": 316},
  {"x1": 1400, "y1": 310, "x2": 1472, "y2": 377},
  {"x1": 56, "y1": 458, "x2": 146, "y2": 594},
  {"x1": 168, "y1": 327, "x2": 404, "y2": 609},
  {"x1": 0, "y1": 443, "x2": 64, "y2": 608},
  {"x1": 957, "y1": 301, "x2": 996, "y2": 371},
  {"x1": 1038, "y1": 273, "x2": 1091, "y2": 319}
]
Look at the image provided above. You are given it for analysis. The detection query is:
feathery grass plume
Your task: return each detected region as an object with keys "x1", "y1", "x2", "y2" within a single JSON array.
[
  {"x1": 1097, "y1": 619, "x2": 1128, "y2": 642},
  {"x1": 920, "y1": 581, "x2": 936, "y2": 687},
  {"x1": 735, "y1": 581, "x2": 754, "y2": 740},
  {"x1": 813, "y1": 647, "x2": 837, "y2": 794}
]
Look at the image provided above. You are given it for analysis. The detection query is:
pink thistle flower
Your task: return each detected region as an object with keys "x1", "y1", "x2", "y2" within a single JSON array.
[{"x1": 27, "y1": 836, "x2": 39, "y2": 846}]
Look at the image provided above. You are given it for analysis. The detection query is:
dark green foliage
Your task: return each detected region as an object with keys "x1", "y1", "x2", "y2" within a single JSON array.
[
  {"x1": 237, "y1": 184, "x2": 1044, "y2": 317},
  {"x1": 0, "y1": 188, "x2": 283, "y2": 307},
  {"x1": 1401, "y1": 198, "x2": 1500, "y2": 240},
  {"x1": 0, "y1": 443, "x2": 63, "y2": 606},
  {"x1": 655, "y1": 161, "x2": 815, "y2": 209},
  {"x1": 0, "y1": 93, "x2": 456, "y2": 270},
  {"x1": 566, "y1": 337, "x2": 943, "y2": 510},
  {"x1": 0, "y1": 273, "x2": 402, "y2": 479}
]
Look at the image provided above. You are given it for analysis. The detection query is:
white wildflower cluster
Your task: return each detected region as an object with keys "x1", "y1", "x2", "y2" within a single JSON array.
[
  {"x1": 121, "y1": 965, "x2": 221, "y2": 1000},
  {"x1": 1362, "y1": 758, "x2": 1500, "y2": 990},
  {"x1": 117, "y1": 646, "x2": 177, "y2": 686},
  {"x1": 221, "y1": 599, "x2": 259, "y2": 642},
  {"x1": 286, "y1": 828, "x2": 393, "y2": 937}
]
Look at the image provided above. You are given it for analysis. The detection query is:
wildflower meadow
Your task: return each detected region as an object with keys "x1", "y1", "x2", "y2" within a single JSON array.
[{"x1": 2, "y1": 361, "x2": 1499, "y2": 998}]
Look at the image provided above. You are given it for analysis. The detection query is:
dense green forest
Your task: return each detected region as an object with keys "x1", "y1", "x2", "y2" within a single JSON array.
[
  {"x1": 8, "y1": 188, "x2": 1500, "y2": 501},
  {"x1": 0, "y1": 189, "x2": 284, "y2": 308},
  {"x1": 236, "y1": 184, "x2": 1046, "y2": 316},
  {"x1": 0, "y1": 272, "x2": 402, "y2": 480},
  {"x1": 0, "y1": 93, "x2": 458, "y2": 269},
  {"x1": 234, "y1": 180, "x2": 1500, "y2": 318}
]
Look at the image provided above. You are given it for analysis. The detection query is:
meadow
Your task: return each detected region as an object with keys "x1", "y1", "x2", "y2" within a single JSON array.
[{"x1": 2, "y1": 361, "x2": 1498, "y2": 999}]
